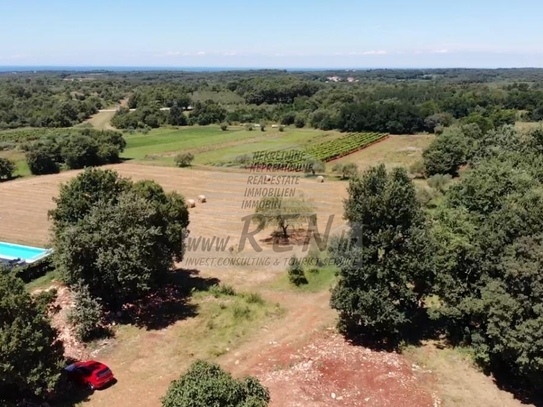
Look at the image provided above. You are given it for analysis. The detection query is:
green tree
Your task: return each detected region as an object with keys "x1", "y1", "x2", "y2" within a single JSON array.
[
  {"x1": 294, "y1": 114, "x2": 306, "y2": 128},
  {"x1": 0, "y1": 271, "x2": 65, "y2": 402},
  {"x1": 254, "y1": 194, "x2": 315, "y2": 238},
  {"x1": 50, "y1": 169, "x2": 189, "y2": 308},
  {"x1": 162, "y1": 360, "x2": 270, "y2": 407},
  {"x1": 423, "y1": 128, "x2": 470, "y2": 176},
  {"x1": 25, "y1": 146, "x2": 60, "y2": 175},
  {"x1": 67, "y1": 282, "x2": 103, "y2": 342},
  {"x1": 60, "y1": 135, "x2": 100, "y2": 169},
  {"x1": 0, "y1": 157, "x2": 15, "y2": 180},
  {"x1": 330, "y1": 165, "x2": 434, "y2": 340},
  {"x1": 168, "y1": 105, "x2": 188, "y2": 126},
  {"x1": 49, "y1": 167, "x2": 131, "y2": 228},
  {"x1": 175, "y1": 152, "x2": 194, "y2": 167}
]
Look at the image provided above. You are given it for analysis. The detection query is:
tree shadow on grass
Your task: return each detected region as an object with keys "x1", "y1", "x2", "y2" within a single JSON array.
[
  {"x1": 486, "y1": 367, "x2": 543, "y2": 407},
  {"x1": 112, "y1": 268, "x2": 220, "y2": 331}
]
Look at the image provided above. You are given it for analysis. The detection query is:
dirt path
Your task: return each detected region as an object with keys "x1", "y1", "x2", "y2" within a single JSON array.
[{"x1": 80, "y1": 289, "x2": 337, "y2": 407}]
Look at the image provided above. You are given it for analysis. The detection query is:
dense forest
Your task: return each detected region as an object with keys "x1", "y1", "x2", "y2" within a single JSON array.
[{"x1": 1, "y1": 68, "x2": 542, "y2": 133}]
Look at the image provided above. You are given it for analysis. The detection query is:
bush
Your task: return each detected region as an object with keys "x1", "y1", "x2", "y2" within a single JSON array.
[
  {"x1": 209, "y1": 284, "x2": 236, "y2": 297},
  {"x1": 245, "y1": 124, "x2": 254, "y2": 131},
  {"x1": 288, "y1": 255, "x2": 308, "y2": 286},
  {"x1": 332, "y1": 163, "x2": 358, "y2": 179},
  {"x1": 174, "y1": 152, "x2": 195, "y2": 167},
  {"x1": 220, "y1": 123, "x2": 228, "y2": 131},
  {"x1": 162, "y1": 360, "x2": 270, "y2": 407},
  {"x1": 427, "y1": 174, "x2": 452, "y2": 193},
  {"x1": 294, "y1": 114, "x2": 306, "y2": 128},
  {"x1": 26, "y1": 147, "x2": 60, "y2": 175},
  {"x1": 0, "y1": 157, "x2": 15, "y2": 180},
  {"x1": 67, "y1": 282, "x2": 103, "y2": 342},
  {"x1": 409, "y1": 160, "x2": 426, "y2": 179},
  {"x1": 279, "y1": 125, "x2": 285, "y2": 132},
  {"x1": 34, "y1": 288, "x2": 58, "y2": 315},
  {"x1": 260, "y1": 123, "x2": 266, "y2": 131}
]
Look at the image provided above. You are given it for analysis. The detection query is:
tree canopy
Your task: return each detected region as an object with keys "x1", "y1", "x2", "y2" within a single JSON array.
[
  {"x1": 330, "y1": 164, "x2": 434, "y2": 341},
  {"x1": 50, "y1": 168, "x2": 190, "y2": 308},
  {"x1": 0, "y1": 271, "x2": 65, "y2": 403}
]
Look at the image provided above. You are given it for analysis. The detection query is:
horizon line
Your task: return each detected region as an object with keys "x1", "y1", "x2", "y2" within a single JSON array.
[{"x1": 1, "y1": 65, "x2": 543, "y2": 71}]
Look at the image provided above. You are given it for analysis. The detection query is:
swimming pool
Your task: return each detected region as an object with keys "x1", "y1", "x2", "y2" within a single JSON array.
[{"x1": 0, "y1": 241, "x2": 52, "y2": 263}]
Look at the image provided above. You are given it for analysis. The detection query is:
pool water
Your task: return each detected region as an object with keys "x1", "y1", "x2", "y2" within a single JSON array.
[{"x1": 0, "y1": 241, "x2": 51, "y2": 263}]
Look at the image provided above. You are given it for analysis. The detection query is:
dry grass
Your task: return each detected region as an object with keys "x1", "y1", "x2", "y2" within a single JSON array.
[
  {"x1": 84, "y1": 110, "x2": 115, "y2": 130},
  {"x1": 329, "y1": 134, "x2": 434, "y2": 172},
  {"x1": 405, "y1": 343, "x2": 530, "y2": 407}
]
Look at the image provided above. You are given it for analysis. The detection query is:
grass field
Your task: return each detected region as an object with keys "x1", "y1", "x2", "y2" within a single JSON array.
[
  {"x1": 121, "y1": 125, "x2": 344, "y2": 166},
  {"x1": 0, "y1": 149, "x2": 30, "y2": 177}
]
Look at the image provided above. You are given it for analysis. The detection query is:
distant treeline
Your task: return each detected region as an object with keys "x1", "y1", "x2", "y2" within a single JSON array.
[
  {"x1": 18, "y1": 129, "x2": 126, "y2": 175},
  {"x1": 1, "y1": 69, "x2": 543, "y2": 133}
]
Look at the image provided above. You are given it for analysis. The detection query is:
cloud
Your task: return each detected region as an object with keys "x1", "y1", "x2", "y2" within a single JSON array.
[
  {"x1": 362, "y1": 50, "x2": 388, "y2": 55},
  {"x1": 432, "y1": 49, "x2": 449, "y2": 54},
  {"x1": 160, "y1": 51, "x2": 207, "y2": 57},
  {"x1": 0, "y1": 53, "x2": 30, "y2": 60},
  {"x1": 332, "y1": 50, "x2": 389, "y2": 56}
]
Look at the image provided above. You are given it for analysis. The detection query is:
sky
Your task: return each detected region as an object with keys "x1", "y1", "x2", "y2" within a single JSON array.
[{"x1": 1, "y1": 0, "x2": 542, "y2": 69}]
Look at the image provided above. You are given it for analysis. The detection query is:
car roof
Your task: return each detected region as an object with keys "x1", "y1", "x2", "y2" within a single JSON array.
[{"x1": 66, "y1": 360, "x2": 107, "y2": 371}]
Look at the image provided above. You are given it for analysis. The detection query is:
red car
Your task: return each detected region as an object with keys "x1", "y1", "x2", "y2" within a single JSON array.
[{"x1": 64, "y1": 361, "x2": 115, "y2": 390}]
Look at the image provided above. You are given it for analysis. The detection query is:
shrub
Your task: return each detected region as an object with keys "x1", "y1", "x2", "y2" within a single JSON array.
[
  {"x1": 241, "y1": 292, "x2": 265, "y2": 305},
  {"x1": 427, "y1": 174, "x2": 452, "y2": 193},
  {"x1": 220, "y1": 123, "x2": 228, "y2": 131},
  {"x1": 245, "y1": 124, "x2": 254, "y2": 131},
  {"x1": 162, "y1": 360, "x2": 270, "y2": 407},
  {"x1": 260, "y1": 123, "x2": 266, "y2": 131},
  {"x1": 409, "y1": 160, "x2": 426, "y2": 179},
  {"x1": 288, "y1": 255, "x2": 308, "y2": 286},
  {"x1": 174, "y1": 152, "x2": 195, "y2": 167},
  {"x1": 294, "y1": 114, "x2": 306, "y2": 128},
  {"x1": 67, "y1": 282, "x2": 103, "y2": 342},
  {"x1": 0, "y1": 157, "x2": 15, "y2": 180},
  {"x1": 209, "y1": 284, "x2": 236, "y2": 297},
  {"x1": 26, "y1": 147, "x2": 60, "y2": 175},
  {"x1": 333, "y1": 163, "x2": 358, "y2": 179},
  {"x1": 34, "y1": 288, "x2": 58, "y2": 315},
  {"x1": 279, "y1": 125, "x2": 285, "y2": 132}
]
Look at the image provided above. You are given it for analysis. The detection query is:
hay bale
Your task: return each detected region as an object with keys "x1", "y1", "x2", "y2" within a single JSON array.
[
  {"x1": 197, "y1": 195, "x2": 206, "y2": 203},
  {"x1": 316, "y1": 176, "x2": 324, "y2": 183},
  {"x1": 187, "y1": 199, "x2": 196, "y2": 208}
]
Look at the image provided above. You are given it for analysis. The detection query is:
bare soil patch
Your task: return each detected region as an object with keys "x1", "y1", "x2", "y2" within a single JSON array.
[{"x1": 250, "y1": 330, "x2": 438, "y2": 407}]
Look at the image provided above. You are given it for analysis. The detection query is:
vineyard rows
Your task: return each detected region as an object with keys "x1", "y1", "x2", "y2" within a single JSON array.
[{"x1": 249, "y1": 132, "x2": 388, "y2": 170}]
